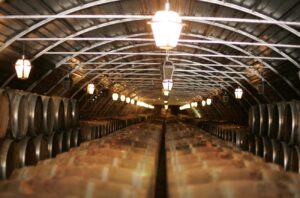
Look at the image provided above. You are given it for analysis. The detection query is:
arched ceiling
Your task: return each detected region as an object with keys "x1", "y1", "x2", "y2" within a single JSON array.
[{"x1": 0, "y1": 0, "x2": 299, "y2": 121}]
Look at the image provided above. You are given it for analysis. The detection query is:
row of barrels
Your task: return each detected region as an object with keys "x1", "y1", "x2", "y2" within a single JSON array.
[
  {"x1": 0, "y1": 88, "x2": 79, "y2": 139},
  {"x1": 0, "y1": 118, "x2": 139, "y2": 180},
  {"x1": 199, "y1": 123, "x2": 300, "y2": 173},
  {"x1": 0, "y1": 122, "x2": 161, "y2": 197},
  {"x1": 166, "y1": 123, "x2": 300, "y2": 198},
  {"x1": 249, "y1": 101, "x2": 300, "y2": 145}
]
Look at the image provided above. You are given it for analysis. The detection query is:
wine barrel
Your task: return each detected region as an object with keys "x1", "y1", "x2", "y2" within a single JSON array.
[
  {"x1": 273, "y1": 103, "x2": 287, "y2": 141},
  {"x1": 0, "y1": 139, "x2": 16, "y2": 179},
  {"x1": 271, "y1": 140, "x2": 290, "y2": 170},
  {"x1": 13, "y1": 137, "x2": 38, "y2": 168},
  {"x1": 80, "y1": 126, "x2": 96, "y2": 142},
  {"x1": 254, "y1": 136, "x2": 263, "y2": 157},
  {"x1": 52, "y1": 97, "x2": 65, "y2": 131},
  {"x1": 71, "y1": 99, "x2": 79, "y2": 126},
  {"x1": 71, "y1": 128, "x2": 80, "y2": 147},
  {"x1": 32, "y1": 134, "x2": 48, "y2": 161},
  {"x1": 0, "y1": 89, "x2": 10, "y2": 139},
  {"x1": 7, "y1": 90, "x2": 29, "y2": 139},
  {"x1": 258, "y1": 104, "x2": 268, "y2": 136},
  {"x1": 63, "y1": 98, "x2": 72, "y2": 130},
  {"x1": 41, "y1": 96, "x2": 55, "y2": 134},
  {"x1": 282, "y1": 101, "x2": 300, "y2": 145},
  {"x1": 289, "y1": 146, "x2": 300, "y2": 173},
  {"x1": 249, "y1": 106, "x2": 259, "y2": 134},
  {"x1": 261, "y1": 138, "x2": 273, "y2": 162},
  {"x1": 27, "y1": 94, "x2": 43, "y2": 136},
  {"x1": 46, "y1": 133, "x2": 60, "y2": 158}
]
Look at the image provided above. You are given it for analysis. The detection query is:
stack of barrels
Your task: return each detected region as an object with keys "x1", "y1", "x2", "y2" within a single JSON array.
[
  {"x1": 166, "y1": 123, "x2": 300, "y2": 197},
  {"x1": 0, "y1": 88, "x2": 80, "y2": 180},
  {"x1": 248, "y1": 101, "x2": 300, "y2": 172},
  {"x1": 0, "y1": 122, "x2": 161, "y2": 197}
]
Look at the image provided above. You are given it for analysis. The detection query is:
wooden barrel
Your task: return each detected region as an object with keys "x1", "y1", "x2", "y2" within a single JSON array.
[
  {"x1": 261, "y1": 138, "x2": 273, "y2": 162},
  {"x1": 32, "y1": 134, "x2": 48, "y2": 161},
  {"x1": 254, "y1": 136, "x2": 263, "y2": 157},
  {"x1": 13, "y1": 137, "x2": 38, "y2": 168},
  {"x1": 41, "y1": 96, "x2": 55, "y2": 135},
  {"x1": 289, "y1": 146, "x2": 300, "y2": 173},
  {"x1": 271, "y1": 140, "x2": 290, "y2": 170},
  {"x1": 71, "y1": 128, "x2": 80, "y2": 147},
  {"x1": 282, "y1": 101, "x2": 300, "y2": 145},
  {"x1": 258, "y1": 104, "x2": 268, "y2": 136},
  {"x1": 27, "y1": 94, "x2": 43, "y2": 136},
  {"x1": 71, "y1": 99, "x2": 79, "y2": 126},
  {"x1": 248, "y1": 135, "x2": 256, "y2": 154},
  {"x1": 7, "y1": 90, "x2": 29, "y2": 139},
  {"x1": 46, "y1": 133, "x2": 60, "y2": 158},
  {"x1": 266, "y1": 104, "x2": 276, "y2": 138},
  {"x1": 249, "y1": 106, "x2": 259, "y2": 134},
  {"x1": 0, "y1": 89, "x2": 10, "y2": 139},
  {"x1": 80, "y1": 126, "x2": 96, "y2": 142},
  {"x1": 63, "y1": 98, "x2": 72, "y2": 130},
  {"x1": 52, "y1": 97, "x2": 65, "y2": 131},
  {"x1": 273, "y1": 103, "x2": 286, "y2": 141},
  {"x1": 0, "y1": 139, "x2": 16, "y2": 179}
]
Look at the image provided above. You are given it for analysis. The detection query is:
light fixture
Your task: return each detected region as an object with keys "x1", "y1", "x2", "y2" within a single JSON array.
[
  {"x1": 120, "y1": 95, "x2": 126, "y2": 102},
  {"x1": 162, "y1": 79, "x2": 173, "y2": 91},
  {"x1": 235, "y1": 87, "x2": 243, "y2": 99},
  {"x1": 223, "y1": 93, "x2": 229, "y2": 103},
  {"x1": 191, "y1": 102, "x2": 198, "y2": 108},
  {"x1": 63, "y1": 75, "x2": 72, "y2": 90},
  {"x1": 15, "y1": 55, "x2": 32, "y2": 79},
  {"x1": 164, "y1": 100, "x2": 168, "y2": 104},
  {"x1": 206, "y1": 98, "x2": 212, "y2": 106},
  {"x1": 163, "y1": 90, "x2": 169, "y2": 96},
  {"x1": 164, "y1": 105, "x2": 168, "y2": 110},
  {"x1": 151, "y1": 1, "x2": 182, "y2": 49},
  {"x1": 87, "y1": 83, "x2": 95, "y2": 95},
  {"x1": 201, "y1": 100, "x2": 206, "y2": 107},
  {"x1": 112, "y1": 93, "x2": 119, "y2": 101},
  {"x1": 126, "y1": 97, "x2": 131, "y2": 103},
  {"x1": 131, "y1": 99, "x2": 135, "y2": 105}
]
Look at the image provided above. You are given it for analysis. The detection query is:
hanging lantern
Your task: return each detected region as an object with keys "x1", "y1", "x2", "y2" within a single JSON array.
[
  {"x1": 163, "y1": 90, "x2": 169, "y2": 96},
  {"x1": 151, "y1": 2, "x2": 182, "y2": 49},
  {"x1": 206, "y1": 98, "x2": 212, "y2": 106},
  {"x1": 201, "y1": 100, "x2": 206, "y2": 107},
  {"x1": 164, "y1": 105, "x2": 168, "y2": 110},
  {"x1": 87, "y1": 83, "x2": 95, "y2": 95},
  {"x1": 162, "y1": 79, "x2": 173, "y2": 91},
  {"x1": 15, "y1": 55, "x2": 32, "y2": 79},
  {"x1": 164, "y1": 100, "x2": 168, "y2": 104},
  {"x1": 235, "y1": 87, "x2": 243, "y2": 99},
  {"x1": 126, "y1": 97, "x2": 131, "y2": 103},
  {"x1": 112, "y1": 93, "x2": 119, "y2": 101},
  {"x1": 191, "y1": 102, "x2": 198, "y2": 108},
  {"x1": 223, "y1": 93, "x2": 229, "y2": 103},
  {"x1": 131, "y1": 99, "x2": 135, "y2": 105},
  {"x1": 63, "y1": 76, "x2": 72, "y2": 91},
  {"x1": 120, "y1": 95, "x2": 126, "y2": 102}
]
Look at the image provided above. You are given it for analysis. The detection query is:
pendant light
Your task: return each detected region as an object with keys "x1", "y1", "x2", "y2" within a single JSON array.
[
  {"x1": 120, "y1": 95, "x2": 126, "y2": 102},
  {"x1": 201, "y1": 100, "x2": 206, "y2": 107},
  {"x1": 87, "y1": 83, "x2": 95, "y2": 95},
  {"x1": 63, "y1": 75, "x2": 72, "y2": 91},
  {"x1": 151, "y1": 0, "x2": 182, "y2": 49},
  {"x1": 235, "y1": 87, "x2": 243, "y2": 99},
  {"x1": 126, "y1": 97, "x2": 131, "y2": 103},
  {"x1": 162, "y1": 79, "x2": 173, "y2": 91},
  {"x1": 15, "y1": 42, "x2": 32, "y2": 79},
  {"x1": 112, "y1": 93, "x2": 119, "y2": 101},
  {"x1": 163, "y1": 90, "x2": 169, "y2": 96},
  {"x1": 206, "y1": 98, "x2": 212, "y2": 106},
  {"x1": 164, "y1": 105, "x2": 168, "y2": 110},
  {"x1": 131, "y1": 99, "x2": 135, "y2": 105}
]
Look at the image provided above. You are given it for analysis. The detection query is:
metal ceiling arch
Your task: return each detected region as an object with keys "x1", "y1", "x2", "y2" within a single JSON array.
[
  {"x1": 76, "y1": 55, "x2": 255, "y2": 112},
  {"x1": 69, "y1": 50, "x2": 259, "y2": 105},
  {"x1": 40, "y1": 31, "x2": 286, "y2": 100},
  {"x1": 10, "y1": 18, "x2": 296, "y2": 98},
  {"x1": 47, "y1": 41, "x2": 273, "y2": 104}
]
